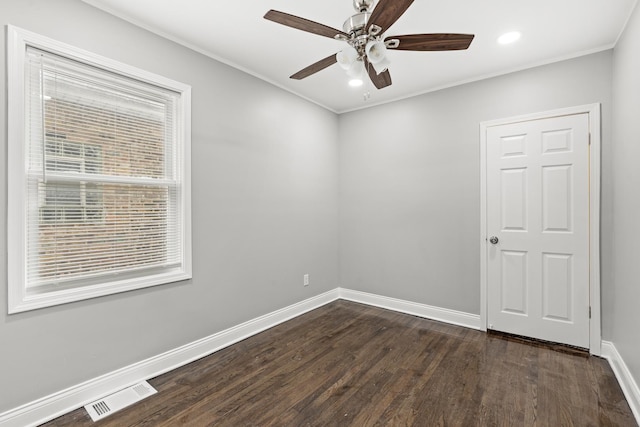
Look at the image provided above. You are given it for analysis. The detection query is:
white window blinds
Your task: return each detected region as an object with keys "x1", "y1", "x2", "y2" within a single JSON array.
[{"x1": 8, "y1": 26, "x2": 191, "y2": 312}]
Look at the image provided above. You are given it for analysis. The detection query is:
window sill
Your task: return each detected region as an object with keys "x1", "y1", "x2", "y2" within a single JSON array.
[{"x1": 8, "y1": 270, "x2": 192, "y2": 314}]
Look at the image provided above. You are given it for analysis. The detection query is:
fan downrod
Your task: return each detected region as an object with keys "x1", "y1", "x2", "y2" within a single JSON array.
[{"x1": 353, "y1": 0, "x2": 374, "y2": 12}]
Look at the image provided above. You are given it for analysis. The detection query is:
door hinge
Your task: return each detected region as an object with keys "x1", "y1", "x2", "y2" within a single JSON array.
[
  {"x1": 589, "y1": 133, "x2": 592, "y2": 145},
  {"x1": 589, "y1": 306, "x2": 592, "y2": 319}
]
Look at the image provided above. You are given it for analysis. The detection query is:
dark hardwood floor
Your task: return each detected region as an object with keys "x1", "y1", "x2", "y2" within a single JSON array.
[{"x1": 43, "y1": 300, "x2": 636, "y2": 426}]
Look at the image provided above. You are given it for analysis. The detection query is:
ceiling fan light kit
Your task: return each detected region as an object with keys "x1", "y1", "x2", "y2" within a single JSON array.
[
  {"x1": 337, "y1": 46, "x2": 359, "y2": 70},
  {"x1": 264, "y1": 0, "x2": 474, "y2": 93}
]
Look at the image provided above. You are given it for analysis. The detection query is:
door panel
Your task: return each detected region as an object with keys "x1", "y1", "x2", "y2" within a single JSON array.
[
  {"x1": 542, "y1": 253, "x2": 572, "y2": 321},
  {"x1": 486, "y1": 113, "x2": 589, "y2": 348},
  {"x1": 501, "y1": 168, "x2": 527, "y2": 230},
  {"x1": 501, "y1": 134, "x2": 527, "y2": 157},
  {"x1": 501, "y1": 251, "x2": 528, "y2": 315},
  {"x1": 542, "y1": 165, "x2": 572, "y2": 232},
  {"x1": 542, "y1": 129, "x2": 573, "y2": 153}
]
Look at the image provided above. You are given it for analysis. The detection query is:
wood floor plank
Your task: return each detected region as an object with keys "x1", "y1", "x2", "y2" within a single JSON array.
[{"x1": 42, "y1": 300, "x2": 637, "y2": 426}]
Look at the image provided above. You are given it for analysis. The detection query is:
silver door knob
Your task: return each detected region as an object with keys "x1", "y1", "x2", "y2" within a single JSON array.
[{"x1": 489, "y1": 236, "x2": 499, "y2": 245}]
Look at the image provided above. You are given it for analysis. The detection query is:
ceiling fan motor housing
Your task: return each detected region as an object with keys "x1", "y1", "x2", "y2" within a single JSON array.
[{"x1": 343, "y1": 12, "x2": 370, "y2": 35}]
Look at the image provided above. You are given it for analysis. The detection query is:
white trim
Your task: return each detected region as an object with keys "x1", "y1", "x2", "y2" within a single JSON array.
[
  {"x1": 0, "y1": 289, "x2": 479, "y2": 426},
  {"x1": 339, "y1": 288, "x2": 482, "y2": 330},
  {"x1": 614, "y1": 0, "x2": 640, "y2": 46},
  {"x1": 338, "y1": 46, "x2": 614, "y2": 114},
  {"x1": 587, "y1": 104, "x2": 602, "y2": 355},
  {"x1": 6, "y1": 25, "x2": 193, "y2": 313},
  {"x1": 601, "y1": 341, "x2": 640, "y2": 424},
  {"x1": 7, "y1": 25, "x2": 191, "y2": 97},
  {"x1": 80, "y1": 0, "x2": 616, "y2": 115},
  {"x1": 479, "y1": 115, "x2": 489, "y2": 333},
  {"x1": 79, "y1": 0, "x2": 338, "y2": 114},
  {"x1": 6, "y1": 24, "x2": 28, "y2": 316},
  {"x1": 0, "y1": 289, "x2": 340, "y2": 427},
  {"x1": 479, "y1": 103, "x2": 602, "y2": 355},
  {"x1": 12, "y1": 271, "x2": 193, "y2": 314},
  {"x1": 8, "y1": 288, "x2": 635, "y2": 427}
]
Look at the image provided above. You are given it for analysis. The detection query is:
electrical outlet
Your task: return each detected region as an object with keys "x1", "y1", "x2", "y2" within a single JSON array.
[{"x1": 303, "y1": 274, "x2": 309, "y2": 286}]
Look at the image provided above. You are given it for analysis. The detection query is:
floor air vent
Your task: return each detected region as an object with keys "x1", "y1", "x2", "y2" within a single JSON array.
[{"x1": 84, "y1": 381, "x2": 157, "y2": 422}]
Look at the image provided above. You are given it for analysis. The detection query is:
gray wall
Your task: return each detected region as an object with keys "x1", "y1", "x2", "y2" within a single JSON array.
[
  {"x1": 611, "y1": 2, "x2": 640, "y2": 391},
  {"x1": 338, "y1": 51, "x2": 613, "y2": 315},
  {"x1": 1, "y1": 0, "x2": 635, "y2": 417},
  {"x1": 0, "y1": 0, "x2": 339, "y2": 412}
]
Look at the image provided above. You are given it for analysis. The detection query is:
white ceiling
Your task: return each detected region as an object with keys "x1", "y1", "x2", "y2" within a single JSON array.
[{"x1": 82, "y1": 0, "x2": 637, "y2": 113}]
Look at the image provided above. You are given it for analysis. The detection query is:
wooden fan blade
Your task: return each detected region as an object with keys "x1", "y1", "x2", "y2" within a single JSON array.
[
  {"x1": 389, "y1": 33, "x2": 475, "y2": 51},
  {"x1": 290, "y1": 54, "x2": 338, "y2": 80},
  {"x1": 366, "y1": 0, "x2": 414, "y2": 34},
  {"x1": 364, "y1": 57, "x2": 392, "y2": 89},
  {"x1": 264, "y1": 10, "x2": 348, "y2": 39}
]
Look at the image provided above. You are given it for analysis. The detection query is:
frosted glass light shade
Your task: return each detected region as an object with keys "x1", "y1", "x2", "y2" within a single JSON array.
[
  {"x1": 365, "y1": 40, "x2": 387, "y2": 64},
  {"x1": 365, "y1": 40, "x2": 390, "y2": 74},
  {"x1": 337, "y1": 47, "x2": 359, "y2": 70},
  {"x1": 371, "y1": 56, "x2": 390, "y2": 74}
]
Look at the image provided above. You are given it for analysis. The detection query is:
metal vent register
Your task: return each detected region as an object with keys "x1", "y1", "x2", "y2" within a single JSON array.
[{"x1": 84, "y1": 381, "x2": 157, "y2": 421}]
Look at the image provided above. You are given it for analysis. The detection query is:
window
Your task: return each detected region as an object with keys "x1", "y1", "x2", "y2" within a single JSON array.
[{"x1": 7, "y1": 26, "x2": 192, "y2": 313}]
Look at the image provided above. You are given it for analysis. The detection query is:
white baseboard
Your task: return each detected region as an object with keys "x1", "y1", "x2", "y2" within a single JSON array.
[
  {"x1": 0, "y1": 288, "x2": 495, "y2": 426},
  {"x1": 5, "y1": 290, "x2": 636, "y2": 427},
  {"x1": 338, "y1": 288, "x2": 482, "y2": 330},
  {"x1": 0, "y1": 289, "x2": 340, "y2": 427},
  {"x1": 601, "y1": 341, "x2": 640, "y2": 424}
]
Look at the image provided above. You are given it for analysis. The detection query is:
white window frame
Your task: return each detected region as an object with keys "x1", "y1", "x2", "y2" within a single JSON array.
[{"x1": 7, "y1": 25, "x2": 192, "y2": 313}]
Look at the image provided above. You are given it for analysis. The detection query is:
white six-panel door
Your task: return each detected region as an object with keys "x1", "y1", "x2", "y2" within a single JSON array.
[{"x1": 486, "y1": 113, "x2": 590, "y2": 349}]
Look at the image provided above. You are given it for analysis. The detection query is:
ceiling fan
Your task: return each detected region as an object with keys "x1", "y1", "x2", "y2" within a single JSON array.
[{"x1": 264, "y1": 0, "x2": 474, "y2": 90}]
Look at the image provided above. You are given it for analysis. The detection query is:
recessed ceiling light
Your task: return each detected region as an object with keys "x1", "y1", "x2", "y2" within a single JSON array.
[
  {"x1": 349, "y1": 78, "x2": 364, "y2": 87},
  {"x1": 498, "y1": 31, "x2": 521, "y2": 45}
]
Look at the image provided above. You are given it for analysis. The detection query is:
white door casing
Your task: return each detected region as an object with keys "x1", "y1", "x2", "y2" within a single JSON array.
[{"x1": 480, "y1": 104, "x2": 601, "y2": 354}]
